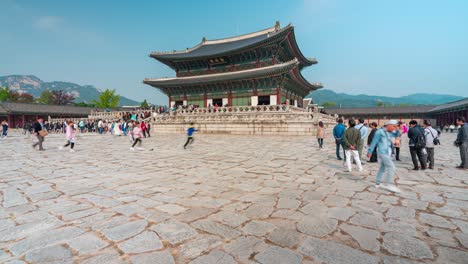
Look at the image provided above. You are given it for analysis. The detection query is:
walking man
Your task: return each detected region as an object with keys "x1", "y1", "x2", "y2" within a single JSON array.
[
  {"x1": 367, "y1": 120, "x2": 401, "y2": 193},
  {"x1": 423, "y1": 120, "x2": 439, "y2": 169},
  {"x1": 333, "y1": 118, "x2": 346, "y2": 160},
  {"x1": 408, "y1": 120, "x2": 427, "y2": 170},
  {"x1": 455, "y1": 117, "x2": 468, "y2": 170},
  {"x1": 343, "y1": 119, "x2": 363, "y2": 172},
  {"x1": 355, "y1": 118, "x2": 369, "y2": 163},
  {"x1": 32, "y1": 118, "x2": 46, "y2": 151}
]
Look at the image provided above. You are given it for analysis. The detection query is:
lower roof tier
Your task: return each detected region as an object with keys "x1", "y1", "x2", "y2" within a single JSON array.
[{"x1": 144, "y1": 59, "x2": 322, "y2": 98}]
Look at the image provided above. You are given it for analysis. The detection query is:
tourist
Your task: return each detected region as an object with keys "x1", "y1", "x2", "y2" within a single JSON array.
[
  {"x1": 367, "y1": 122, "x2": 378, "y2": 163},
  {"x1": 367, "y1": 120, "x2": 401, "y2": 192},
  {"x1": 333, "y1": 118, "x2": 346, "y2": 160},
  {"x1": 141, "y1": 121, "x2": 148, "y2": 138},
  {"x1": 449, "y1": 124, "x2": 455, "y2": 133},
  {"x1": 130, "y1": 121, "x2": 143, "y2": 151},
  {"x1": 394, "y1": 122, "x2": 402, "y2": 161},
  {"x1": 184, "y1": 122, "x2": 198, "y2": 149},
  {"x1": 32, "y1": 118, "x2": 47, "y2": 151},
  {"x1": 146, "y1": 121, "x2": 152, "y2": 137},
  {"x1": 454, "y1": 117, "x2": 468, "y2": 170},
  {"x1": 354, "y1": 118, "x2": 369, "y2": 163},
  {"x1": 408, "y1": 120, "x2": 427, "y2": 170},
  {"x1": 62, "y1": 120, "x2": 76, "y2": 152},
  {"x1": 343, "y1": 119, "x2": 363, "y2": 172},
  {"x1": 128, "y1": 121, "x2": 134, "y2": 143},
  {"x1": 1, "y1": 120, "x2": 8, "y2": 138},
  {"x1": 423, "y1": 120, "x2": 439, "y2": 169},
  {"x1": 79, "y1": 120, "x2": 85, "y2": 133},
  {"x1": 316, "y1": 121, "x2": 325, "y2": 148},
  {"x1": 98, "y1": 119, "x2": 104, "y2": 134}
]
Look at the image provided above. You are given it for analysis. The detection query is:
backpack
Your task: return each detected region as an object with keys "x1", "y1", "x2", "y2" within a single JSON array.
[{"x1": 415, "y1": 128, "x2": 426, "y2": 148}]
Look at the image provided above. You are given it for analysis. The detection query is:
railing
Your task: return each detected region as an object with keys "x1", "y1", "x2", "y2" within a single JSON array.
[{"x1": 171, "y1": 105, "x2": 308, "y2": 115}]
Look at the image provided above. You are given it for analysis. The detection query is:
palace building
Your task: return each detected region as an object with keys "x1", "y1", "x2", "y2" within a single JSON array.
[{"x1": 144, "y1": 22, "x2": 322, "y2": 108}]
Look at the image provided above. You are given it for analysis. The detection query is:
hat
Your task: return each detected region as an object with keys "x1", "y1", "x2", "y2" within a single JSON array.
[{"x1": 384, "y1": 120, "x2": 398, "y2": 126}]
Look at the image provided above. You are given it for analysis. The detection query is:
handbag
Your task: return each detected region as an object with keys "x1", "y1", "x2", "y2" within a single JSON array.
[
  {"x1": 39, "y1": 130, "x2": 49, "y2": 137},
  {"x1": 428, "y1": 129, "x2": 440, "y2": 145},
  {"x1": 335, "y1": 138, "x2": 342, "y2": 144}
]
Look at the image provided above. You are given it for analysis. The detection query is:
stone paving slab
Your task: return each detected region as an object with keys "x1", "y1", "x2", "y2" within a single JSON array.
[{"x1": 0, "y1": 132, "x2": 467, "y2": 263}]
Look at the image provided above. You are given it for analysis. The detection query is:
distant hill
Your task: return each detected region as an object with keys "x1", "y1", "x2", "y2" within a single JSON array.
[
  {"x1": 307, "y1": 89, "x2": 464, "y2": 108},
  {"x1": 0, "y1": 75, "x2": 140, "y2": 106}
]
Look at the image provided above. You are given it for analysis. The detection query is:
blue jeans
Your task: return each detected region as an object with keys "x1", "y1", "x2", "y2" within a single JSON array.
[
  {"x1": 336, "y1": 142, "x2": 345, "y2": 159},
  {"x1": 376, "y1": 154, "x2": 395, "y2": 184},
  {"x1": 99, "y1": 127, "x2": 103, "y2": 134}
]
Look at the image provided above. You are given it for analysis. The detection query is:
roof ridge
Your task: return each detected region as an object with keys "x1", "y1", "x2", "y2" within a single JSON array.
[{"x1": 151, "y1": 22, "x2": 291, "y2": 56}]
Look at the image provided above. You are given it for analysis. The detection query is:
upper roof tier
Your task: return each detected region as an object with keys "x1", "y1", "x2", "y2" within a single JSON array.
[{"x1": 150, "y1": 22, "x2": 316, "y2": 69}]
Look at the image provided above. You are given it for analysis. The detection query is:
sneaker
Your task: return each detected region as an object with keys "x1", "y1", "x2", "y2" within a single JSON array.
[
  {"x1": 69, "y1": 149, "x2": 75, "y2": 153},
  {"x1": 129, "y1": 147, "x2": 135, "y2": 151},
  {"x1": 383, "y1": 184, "x2": 401, "y2": 193},
  {"x1": 375, "y1": 183, "x2": 381, "y2": 189}
]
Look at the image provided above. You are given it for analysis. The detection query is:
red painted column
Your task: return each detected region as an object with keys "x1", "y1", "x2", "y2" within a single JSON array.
[
  {"x1": 203, "y1": 93, "x2": 207, "y2": 108},
  {"x1": 277, "y1": 87, "x2": 281, "y2": 105}
]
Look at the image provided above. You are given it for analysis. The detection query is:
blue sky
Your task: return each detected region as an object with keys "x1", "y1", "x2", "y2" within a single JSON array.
[{"x1": 1, "y1": 0, "x2": 467, "y2": 105}]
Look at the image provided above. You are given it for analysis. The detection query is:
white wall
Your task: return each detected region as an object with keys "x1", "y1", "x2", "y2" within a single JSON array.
[
  {"x1": 206, "y1": 99, "x2": 213, "y2": 107},
  {"x1": 251, "y1": 96, "x2": 258, "y2": 106},
  {"x1": 183, "y1": 100, "x2": 187, "y2": 106},
  {"x1": 222, "y1": 98, "x2": 228, "y2": 106},
  {"x1": 270, "y1": 95, "x2": 277, "y2": 105}
]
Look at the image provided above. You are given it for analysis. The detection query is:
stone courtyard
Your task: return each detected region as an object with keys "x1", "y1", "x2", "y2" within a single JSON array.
[{"x1": 0, "y1": 131, "x2": 467, "y2": 264}]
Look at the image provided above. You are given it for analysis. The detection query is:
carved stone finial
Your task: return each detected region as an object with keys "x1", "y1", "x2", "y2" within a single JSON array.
[{"x1": 275, "y1": 21, "x2": 280, "y2": 30}]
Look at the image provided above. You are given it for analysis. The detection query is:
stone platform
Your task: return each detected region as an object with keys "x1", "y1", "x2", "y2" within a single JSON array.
[
  {"x1": 152, "y1": 106, "x2": 336, "y2": 136},
  {"x1": 0, "y1": 132, "x2": 467, "y2": 263}
]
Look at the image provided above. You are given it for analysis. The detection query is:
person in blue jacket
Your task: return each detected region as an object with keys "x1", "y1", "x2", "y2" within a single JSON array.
[
  {"x1": 184, "y1": 123, "x2": 198, "y2": 149},
  {"x1": 333, "y1": 118, "x2": 346, "y2": 160},
  {"x1": 367, "y1": 120, "x2": 400, "y2": 193}
]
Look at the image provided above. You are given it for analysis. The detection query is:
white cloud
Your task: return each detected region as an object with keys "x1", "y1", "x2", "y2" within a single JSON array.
[{"x1": 34, "y1": 16, "x2": 63, "y2": 31}]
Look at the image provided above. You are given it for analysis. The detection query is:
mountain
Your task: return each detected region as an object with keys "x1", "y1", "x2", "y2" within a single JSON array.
[
  {"x1": 307, "y1": 89, "x2": 464, "y2": 108},
  {"x1": 0, "y1": 75, "x2": 140, "y2": 106}
]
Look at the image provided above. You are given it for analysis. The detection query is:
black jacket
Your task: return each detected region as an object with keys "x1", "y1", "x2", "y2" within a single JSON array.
[
  {"x1": 408, "y1": 125, "x2": 425, "y2": 147},
  {"x1": 367, "y1": 128, "x2": 377, "y2": 145},
  {"x1": 33, "y1": 122, "x2": 43, "y2": 133}
]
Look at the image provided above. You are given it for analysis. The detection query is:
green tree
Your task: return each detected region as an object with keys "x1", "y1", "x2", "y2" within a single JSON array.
[
  {"x1": 140, "y1": 99, "x2": 149, "y2": 109},
  {"x1": 37, "y1": 90, "x2": 54, "y2": 104},
  {"x1": 321, "y1": 101, "x2": 337, "y2": 107},
  {"x1": 92, "y1": 89, "x2": 120, "y2": 108},
  {"x1": 0, "y1": 87, "x2": 10, "y2": 102}
]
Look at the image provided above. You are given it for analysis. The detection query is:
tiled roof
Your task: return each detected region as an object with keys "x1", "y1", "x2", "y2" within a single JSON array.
[
  {"x1": 0, "y1": 102, "x2": 94, "y2": 115},
  {"x1": 0, "y1": 104, "x2": 7, "y2": 115},
  {"x1": 145, "y1": 59, "x2": 300, "y2": 86},
  {"x1": 325, "y1": 105, "x2": 436, "y2": 116},
  {"x1": 151, "y1": 25, "x2": 287, "y2": 60},
  {"x1": 428, "y1": 98, "x2": 468, "y2": 112}
]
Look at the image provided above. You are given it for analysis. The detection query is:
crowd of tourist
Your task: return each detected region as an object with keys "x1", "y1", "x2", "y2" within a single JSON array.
[{"x1": 328, "y1": 116, "x2": 468, "y2": 193}]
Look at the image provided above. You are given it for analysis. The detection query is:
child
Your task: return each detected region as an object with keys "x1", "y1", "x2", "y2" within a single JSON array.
[
  {"x1": 316, "y1": 121, "x2": 325, "y2": 148},
  {"x1": 130, "y1": 121, "x2": 143, "y2": 151},
  {"x1": 63, "y1": 120, "x2": 76, "y2": 152},
  {"x1": 184, "y1": 123, "x2": 198, "y2": 149}
]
